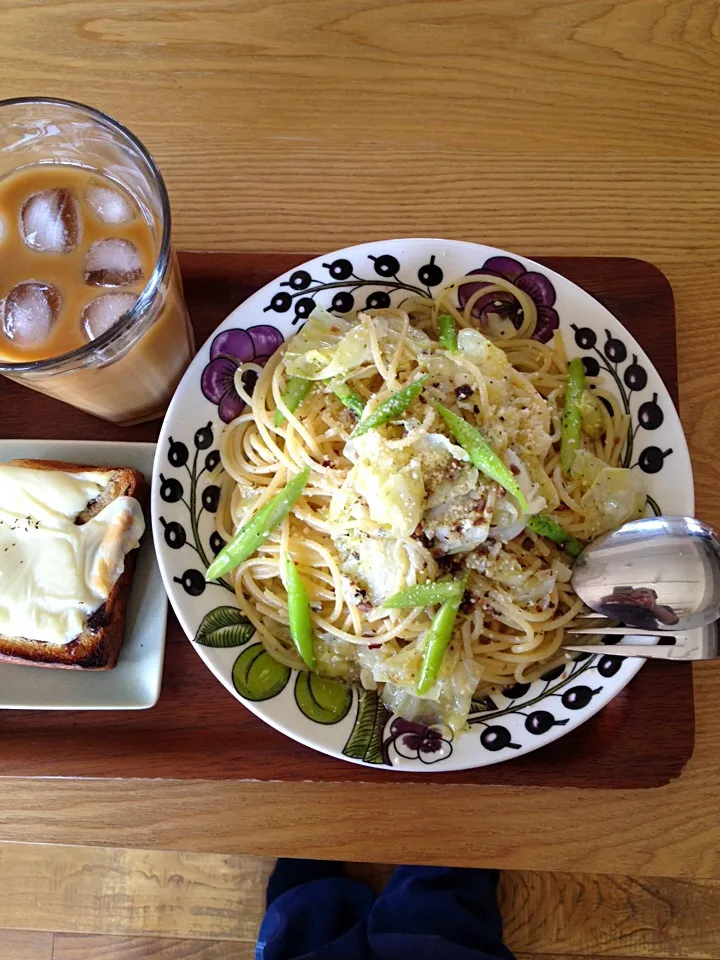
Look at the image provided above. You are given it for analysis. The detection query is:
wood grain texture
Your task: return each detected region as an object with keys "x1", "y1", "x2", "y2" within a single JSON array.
[
  {"x1": 1, "y1": 0, "x2": 719, "y2": 159},
  {"x1": 0, "y1": 0, "x2": 718, "y2": 876},
  {"x1": 5, "y1": 841, "x2": 720, "y2": 959},
  {"x1": 0, "y1": 930, "x2": 54, "y2": 960},
  {"x1": 500, "y1": 872, "x2": 720, "y2": 958},
  {"x1": 0, "y1": 842, "x2": 270, "y2": 940},
  {"x1": 53, "y1": 936, "x2": 253, "y2": 960},
  {"x1": 0, "y1": 253, "x2": 694, "y2": 790}
]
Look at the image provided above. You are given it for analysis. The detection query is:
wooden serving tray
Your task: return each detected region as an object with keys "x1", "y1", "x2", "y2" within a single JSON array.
[{"x1": 0, "y1": 252, "x2": 693, "y2": 788}]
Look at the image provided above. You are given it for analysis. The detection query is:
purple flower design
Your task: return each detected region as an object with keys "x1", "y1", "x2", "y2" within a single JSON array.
[
  {"x1": 201, "y1": 326, "x2": 284, "y2": 423},
  {"x1": 387, "y1": 718, "x2": 453, "y2": 765},
  {"x1": 458, "y1": 256, "x2": 559, "y2": 343}
]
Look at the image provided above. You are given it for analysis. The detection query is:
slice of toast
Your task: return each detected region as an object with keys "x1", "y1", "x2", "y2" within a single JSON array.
[{"x1": 0, "y1": 459, "x2": 148, "y2": 670}]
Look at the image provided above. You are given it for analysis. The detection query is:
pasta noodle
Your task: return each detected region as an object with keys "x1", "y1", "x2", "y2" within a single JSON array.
[{"x1": 214, "y1": 275, "x2": 646, "y2": 731}]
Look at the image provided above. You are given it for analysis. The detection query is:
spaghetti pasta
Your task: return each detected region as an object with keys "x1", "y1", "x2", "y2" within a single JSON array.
[{"x1": 214, "y1": 276, "x2": 646, "y2": 731}]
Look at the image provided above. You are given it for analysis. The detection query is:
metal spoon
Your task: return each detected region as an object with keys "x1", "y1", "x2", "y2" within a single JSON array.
[{"x1": 570, "y1": 516, "x2": 720, "y2": 632}]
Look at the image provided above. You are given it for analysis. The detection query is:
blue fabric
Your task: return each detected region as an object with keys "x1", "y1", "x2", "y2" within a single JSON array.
[{"x1": 256, "y1": 860, "x2": 516, "y2": 960}]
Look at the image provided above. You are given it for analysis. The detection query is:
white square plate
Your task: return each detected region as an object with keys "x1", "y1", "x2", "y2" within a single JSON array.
[{"x1": 0, "y1": 439, "x2": 166, "y2": 710}]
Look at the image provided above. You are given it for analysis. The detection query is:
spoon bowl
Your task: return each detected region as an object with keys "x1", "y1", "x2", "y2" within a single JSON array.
[{"x1": 571, "y1": 516, "x2": 720, "y2": 631}]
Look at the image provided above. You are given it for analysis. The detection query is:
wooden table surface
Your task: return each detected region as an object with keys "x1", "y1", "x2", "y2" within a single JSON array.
[{"x1": 1, "y1": 0, "x2": 720, "y2": 879}]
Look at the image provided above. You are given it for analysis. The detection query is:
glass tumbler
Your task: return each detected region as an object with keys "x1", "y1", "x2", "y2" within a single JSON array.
[{"x1": 0, "y1": 97, "x2": 195, "y2": 425}]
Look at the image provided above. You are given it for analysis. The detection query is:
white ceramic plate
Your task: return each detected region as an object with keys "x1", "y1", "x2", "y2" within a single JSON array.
[
  {"x1": 0, "y1": 439, "x2": 166, "y2": 710},
  {"x1": 153, "y1": 239, "x2": 693, "y2": 770}
]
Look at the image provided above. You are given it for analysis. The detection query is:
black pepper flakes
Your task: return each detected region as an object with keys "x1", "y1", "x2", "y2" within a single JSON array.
[{"x1": 455, "y1": 384, "x2": 473, "y2": 401}]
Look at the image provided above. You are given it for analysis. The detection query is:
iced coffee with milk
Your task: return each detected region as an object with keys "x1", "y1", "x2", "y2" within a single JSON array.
[{"x1": 0, "y1": 97, "x2": 194, "y2": 425}]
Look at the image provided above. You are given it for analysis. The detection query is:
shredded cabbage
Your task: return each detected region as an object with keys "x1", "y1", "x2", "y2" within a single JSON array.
[
  {"x1": 283, "y1": 307, "x2": 353, "y2": 379},
  {"x1": 579, "y1": 391, "x2": 606, "y2": 439},
  {"x1": 581, "y1": 466, "x2": 646, "y2": 536}
]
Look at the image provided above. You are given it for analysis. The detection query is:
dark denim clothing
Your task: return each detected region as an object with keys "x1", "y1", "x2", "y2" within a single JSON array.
[{"x1": 256, "y1": 860, "x2": 516, "y2": 960}]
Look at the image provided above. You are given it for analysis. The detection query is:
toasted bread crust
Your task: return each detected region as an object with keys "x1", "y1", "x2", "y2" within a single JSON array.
[{"x1": 0, "y1": 460, "x2": 147, "y2": 670}]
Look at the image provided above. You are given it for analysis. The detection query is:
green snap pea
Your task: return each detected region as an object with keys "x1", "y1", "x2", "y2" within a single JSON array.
[
  {"x1": 350, "y1": 375, "x2": 429, "y2": 439},
  {"x1": 434, "y1": 402, "x2": 529, "y2": 513},
  {"x1": 284, "y1": 552, "x2": 315, "y2": 670},
  {"x1": 205, "y1": 468, "x2": 310, "y2": 581},
  {"x1": 416, "y1": 585, "x2": 466, "y2": 696},
  {"x1": 561, "y1": 357, "x2": 585, "y2": 474},
  {"x1": 332, "y1": 382, "x2": 365, "y2": 418},
  {"x1": 383, "y1": 579, "x2": 467, "y2": 609},
  {"x1": 438, "y1": 314, "x2": 458, "y2": 354},
  {"x1": 526, "y1": 513, "x2": 583, "y2": 558},
  {"x1": 274, "y1": 377, "x2": 313, "y2": 426}
]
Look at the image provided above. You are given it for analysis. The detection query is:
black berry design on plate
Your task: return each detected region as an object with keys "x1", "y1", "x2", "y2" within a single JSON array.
[
  {"x1": 561, "y1": 685, "x2": 601, "y2": 710},
  {"x1": 269, "y1": 291, "x2": 292, "y2": 313},
  {"x1": 366, "y1": 291, "x2": 391, "y2": 310},
  {"x1": 370, "y1": 254, "x2": 399, "y2": 278},
  {"x1": 168, "y1": 438, "x2": 189, "y2": 468},
  {"x1": 638, "y1": 446, "x2": 672, "y2": 474},
  {"x1": 467, "y1": 645, "x2": 633, "y2": 743},
  {"x1": 194, "y1": 422, "x2": 214, "y2": 450},
  {"x1": 324, "y1": 258, "x2": 353, "y2": 280},
  {"x1": 205, "y1": 450, "x2": 221, "y2": 472},
  {"x1": 638, "y1": 393, "x2": 663, "y2": 430},
  {"x1": 293, "y1": 297, "x2": 315, "y2": 324},
  {"x1": 159, "y1": 474, "x2": 183, "y2": 503},
  {"x1": 541, "y1": 664, "x2": 566, "y2": 682},
  {"x1": 160, "y1": 517, "x2": 186, "y2": 549},
  {"x1": 582, "y1": 356, "x2": 600, "y2": 378},
  {"x1": 332, "y1": 291, "x2": 354, "y2": 313},
  {"x1": 163, "y1": 424, "x2": 236, "y2": 596},
  {"x1": 598, "y1": 656, "x2": 622, "y2": 678},
  {"x1": 569, "y1": 323, "x2": 670, "y2": 473},
  {"x1": 480, "y1": 726, "x2": 520, "y2": 751},
  {"x1": 285, "y1": 270, "x2": 312, "y2": 290},
  {"x1": 571, "y1": 324, "x2": 597, "y2": 350},
  {"x1": 209, "y1": 531, "x2": 226, "y2": 556},
  {"x1": 202, "y1": 485, "x2": 221, "y2": 513},
  {"x1": 174, "y1": 569, "x2": 206, "y2": 596},
  {"x1": 624, "y1": 354, "x2": 648, "y2": 391},
  {"x1": 417, "y1": 256, "x2": 443, "y2": 287},
  {"x1": 525, "y1": 711, "x2": 568, "y2": 735},
  {"x1": 603, "y1": 330, "x2": 627, "y2": 363},
  {"x1": 502, "y1": 682, "x2": 531, "y2": 700},
  {"x1": 264, "y1": 253, "x2": 432, "y2": 318}
]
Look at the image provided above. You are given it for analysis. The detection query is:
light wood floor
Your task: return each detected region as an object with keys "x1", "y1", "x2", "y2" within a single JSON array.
[{"x1": 1, "y1": 842, "x2": 720, "y2": 959}]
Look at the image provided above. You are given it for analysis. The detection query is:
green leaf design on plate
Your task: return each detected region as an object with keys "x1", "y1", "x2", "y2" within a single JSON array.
[
  {"x1": 294, "y1": 672, "x2": 352, "y2": 725},
  {"x1": 232, "y1": 644, "x2": 291, "y2": 701},
  {"x1": 194, "y1": 606, "x2": 255, "y2": 647},
  {"x1": 470, "y1": 696, "x2": 498, "y2": 714},
  {"x1": 343, "y1": 688, "x2": 391, "y2": 765}
]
